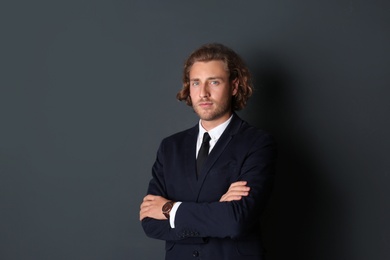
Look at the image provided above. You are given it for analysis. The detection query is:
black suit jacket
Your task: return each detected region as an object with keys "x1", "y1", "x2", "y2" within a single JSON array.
[{"x1": 142, "y1": 114, "x2": 276, "y2": 260}]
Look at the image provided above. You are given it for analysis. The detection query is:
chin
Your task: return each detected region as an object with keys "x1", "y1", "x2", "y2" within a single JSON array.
[{"x1": 199, "y1": 113, "x2": 223, "y2": 122}]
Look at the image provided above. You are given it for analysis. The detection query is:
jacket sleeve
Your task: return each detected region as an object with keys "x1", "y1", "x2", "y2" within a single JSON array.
[
  {"x1": 174, "y1": 133, "x2": 277, "y2": 239},
  {"x1": 141, "y1": 139, "x2": 206, "y2": 243}
]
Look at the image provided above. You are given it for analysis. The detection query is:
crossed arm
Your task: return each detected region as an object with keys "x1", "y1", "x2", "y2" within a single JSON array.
[
  {"x1": 139, "y1": 181, "x2": 250, "y2": 221},
  {"x1": 140, "y1": 133, "x2": 276, "y2": 241}
]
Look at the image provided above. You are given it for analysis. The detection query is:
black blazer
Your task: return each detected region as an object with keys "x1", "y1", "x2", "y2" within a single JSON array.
[{"x1": 142, "y1": 114, "x2": 276, "y2": 260}]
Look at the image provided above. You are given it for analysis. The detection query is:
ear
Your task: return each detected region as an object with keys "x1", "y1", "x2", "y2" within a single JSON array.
[{"x1": 231, "y1": 78, "x2": 239, "y2": 96}]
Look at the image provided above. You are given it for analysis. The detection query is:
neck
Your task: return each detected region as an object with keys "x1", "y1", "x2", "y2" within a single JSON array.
[{"x1": 200, "y1": 113, "x2": 233, "y2": 131}]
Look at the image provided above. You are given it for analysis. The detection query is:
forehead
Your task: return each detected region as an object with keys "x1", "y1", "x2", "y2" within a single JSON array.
[{"x1": 189, "y1": 60, "x2": 229, "y2": 78}]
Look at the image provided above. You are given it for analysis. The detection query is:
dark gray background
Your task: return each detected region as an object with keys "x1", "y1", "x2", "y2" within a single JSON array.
[{"x1": 1, "y1": 0, "x2": 389, "y2": 259}]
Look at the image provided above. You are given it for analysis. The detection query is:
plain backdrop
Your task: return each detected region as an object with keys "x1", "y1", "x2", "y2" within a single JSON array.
[{"x1": 1, "y1": 0, "x2": 389, "y2": 259}]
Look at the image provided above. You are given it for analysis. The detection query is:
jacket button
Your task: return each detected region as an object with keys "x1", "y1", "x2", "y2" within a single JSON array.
[{"x1": 192, "y1": 250, "x2": 199, "y2": 257}]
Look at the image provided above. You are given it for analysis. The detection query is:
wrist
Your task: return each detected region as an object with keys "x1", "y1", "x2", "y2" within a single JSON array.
[{"x1": 162, "y1": 201, "x2": 175, "y2": 219}]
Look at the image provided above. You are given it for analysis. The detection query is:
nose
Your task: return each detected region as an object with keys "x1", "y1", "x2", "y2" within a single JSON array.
[{"x1": 199, "y1": 84, "x2": 209, "y2": 98}]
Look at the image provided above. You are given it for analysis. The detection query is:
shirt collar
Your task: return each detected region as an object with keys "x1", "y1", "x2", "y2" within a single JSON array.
[{"x1": 198, "y1": 115, "x2": 233, "y2": 142}]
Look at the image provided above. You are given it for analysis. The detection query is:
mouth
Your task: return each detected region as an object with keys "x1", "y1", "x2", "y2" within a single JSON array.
[{"x1": 198, "y1": 102, "x2": 213, "y2": 108}]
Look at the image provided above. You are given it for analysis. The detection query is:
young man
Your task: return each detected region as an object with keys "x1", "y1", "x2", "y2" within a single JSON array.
[{"x1": 140, "y1": 43, "x2": 276, "y2": 260}]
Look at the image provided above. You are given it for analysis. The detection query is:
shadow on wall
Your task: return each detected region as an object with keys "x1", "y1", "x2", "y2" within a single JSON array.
[{"x1": 244, "y1": 55, "x2": 347, "y2": 260}]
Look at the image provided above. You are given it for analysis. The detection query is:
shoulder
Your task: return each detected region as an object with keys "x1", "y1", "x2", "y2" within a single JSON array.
[
  {"x1": 160, "y1": 124, "x2": 197, "y2": 145},
  {"x1": 232, "y1": 114, "x2": 274, "y2": 141},
  {"x1": 241, "y1": 121, "x2": 273, "y2": 140},
  {"x1": 231, "y1": 117, "x2": 276, "y2": 154}
]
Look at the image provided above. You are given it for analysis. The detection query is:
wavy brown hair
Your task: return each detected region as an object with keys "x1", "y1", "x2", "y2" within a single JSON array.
[{"x1": 176, "y1": 43, "x2": 253, "y2": 111}]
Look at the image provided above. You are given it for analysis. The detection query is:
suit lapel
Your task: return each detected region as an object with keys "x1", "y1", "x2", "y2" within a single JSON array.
[{"x1": 195, "y1": 114, "x2": 243, "y2": 197}]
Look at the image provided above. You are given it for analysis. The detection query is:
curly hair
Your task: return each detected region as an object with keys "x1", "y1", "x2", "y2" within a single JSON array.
[{"x1": 176, "y1": 43, "x2": 253, "y2": 111}]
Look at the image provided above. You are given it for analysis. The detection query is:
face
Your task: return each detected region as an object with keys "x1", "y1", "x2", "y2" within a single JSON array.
[{"x1": 189, "y1": 60, "x2": 238, "y2": 129}]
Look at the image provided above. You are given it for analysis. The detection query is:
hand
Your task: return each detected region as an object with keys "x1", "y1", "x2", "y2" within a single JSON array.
[
  {"x1": 139, "y1": 195, "x2": 170, "y2": 221},
  {"x1": 219, "y1": 181, "x2": 250, "y2": 202}
]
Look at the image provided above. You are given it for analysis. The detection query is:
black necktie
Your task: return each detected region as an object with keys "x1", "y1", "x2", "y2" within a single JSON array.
[{"x1": 197, "y1": 132, "x2": 211, "y2": 176}]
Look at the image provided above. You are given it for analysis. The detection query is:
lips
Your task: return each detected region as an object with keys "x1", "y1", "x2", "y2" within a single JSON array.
[{"x1": 198, "y1": 102, "x2": 213, "y2": 107}]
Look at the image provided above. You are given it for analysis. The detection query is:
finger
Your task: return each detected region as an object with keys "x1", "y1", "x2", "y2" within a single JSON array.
[
  {"x1": 227, "y1": 195, "x2": 242, "y2": 201},
  {"x1": 228, "y1": 186, "x2": 250, "y2": 192},
  {"x1": 226, "y1": 190, "x2": 249, "y2": 197},
  {"x1": 228, "y1": 186, "x2": 249, "y2": 192},
  {"x1": 140, "y1": 200, "x2": 156, "y2": 211},
  {"x1": 143, "y1": 195, "x2": 156, "y2": 201},
  {"x1": 140, "y1": 203, "x2": 148, "y2": 210},
  {"x1": 221, "y1": 189, "x2": 249, "y2": 201},
  {"x1": 140, "y1": 212, "x2": 147, "y2": 221},
  {"x1": 229, "y1": 181, "x2": 247, "y2": 188},
  {"x1": 221, "y1": 188, "x2": 249, "y2": 198},
  {"x1": 139, "y1": 206, "x2": 147, "y2": 215},
  {"x1": 140, "y1": 204, "x2": 153, "y2": 218},
  {"x1": 139, "y1": 210, "x2": 145, "y2": 221},
  {"x1": 220, "y1": 195, "x2": 242, "y2": 202},
  {"x1": 226, "y1": 184, "x2": 250, "y2": 193}
]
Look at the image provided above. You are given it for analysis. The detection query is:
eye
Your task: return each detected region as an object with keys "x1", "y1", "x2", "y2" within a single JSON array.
[
  {"x1": 191, "y1": 81, "x2": 200, "y2": 86},
  {"x1": 210, "y1": 80, "x2": 219, "y2": 85}
]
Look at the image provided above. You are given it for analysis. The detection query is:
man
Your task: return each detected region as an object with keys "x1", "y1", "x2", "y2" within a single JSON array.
[{"x1": 140, "y1": 43, "x2": 276, "y2": 259}]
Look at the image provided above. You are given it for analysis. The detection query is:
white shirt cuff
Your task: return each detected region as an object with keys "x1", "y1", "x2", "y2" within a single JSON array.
[{"x1": 169, "y1": 202, "x2": 182, "y2": 228}]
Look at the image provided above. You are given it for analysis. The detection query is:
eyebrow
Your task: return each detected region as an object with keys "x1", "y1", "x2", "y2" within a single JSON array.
[{"x1": 189, "y1": 76, "x2": 225, "y2": 81}]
